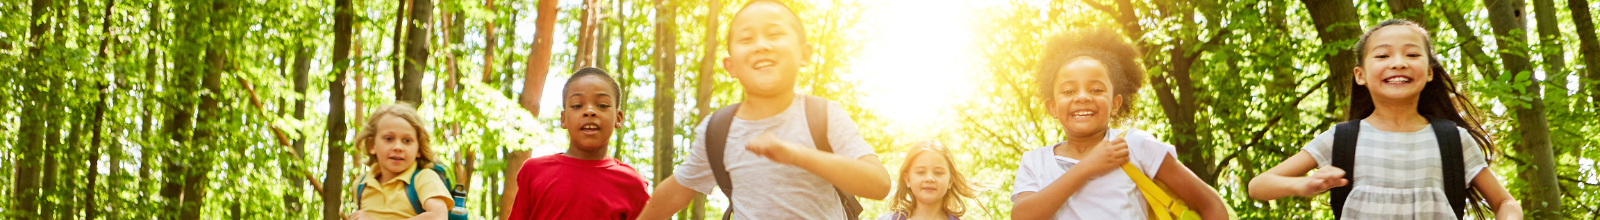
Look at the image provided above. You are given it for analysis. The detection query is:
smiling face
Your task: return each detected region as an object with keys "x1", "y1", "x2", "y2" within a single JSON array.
[
  {"x1": 560, "y1": 75, "x2": 624, "y2": 151},
  {"x1": 1354, "y1": 25, "x2": 1433, "y2": 103},
  {"x1": 905, "y1": 152, "x2": 952, "y2": 206},
  {"x1": 371, "y1": 115, "x2": 420, "y2": 176},
  {"x1": 1049, "y1": 57, "x2": 1122, "y2": 137},
  {"x1": 723, "y1": 2, "x2": 811, "y2": 98}
]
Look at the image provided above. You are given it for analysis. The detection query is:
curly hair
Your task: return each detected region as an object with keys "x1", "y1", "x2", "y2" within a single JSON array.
[
  {"x1": 1034, "y1": 28, "x2": 1146, "y2": 119},
  {"x1": 354, "y1": 102, "x2": 437, "y2": 170}
]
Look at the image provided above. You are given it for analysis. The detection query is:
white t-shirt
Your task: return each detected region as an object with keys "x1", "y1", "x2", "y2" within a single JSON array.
[
  {"x1": 1010, "y1": 128, "x2": 1177, "y2": 220},
  {"x1": 673, "y1": 94, "x2": 877, "y2": 220}
]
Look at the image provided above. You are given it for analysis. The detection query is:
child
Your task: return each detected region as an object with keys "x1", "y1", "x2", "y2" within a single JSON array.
[
  {"x1": 879, "y1": 141, "x2": 977, "y2": 220},
  {"x1": 637, "y1": 0, "x2": 892, "y2": 219},
  {"x1": 1009, "y1": 28, "x2": 1229, "y2": 220},
  {"x1": 347, "y1": 102, "x2": 455, "y2": 220},
  {"x1": 507, "y1": 67, "x2": 651, "y2": 219},
  {"x1": 1247, "y1": 19, "x2": 1522, "y2": 219}
]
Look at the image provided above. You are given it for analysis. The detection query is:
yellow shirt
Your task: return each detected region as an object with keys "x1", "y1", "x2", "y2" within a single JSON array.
[{"x1": 355, "y1": 165, "x2": 453, "y2": 219}]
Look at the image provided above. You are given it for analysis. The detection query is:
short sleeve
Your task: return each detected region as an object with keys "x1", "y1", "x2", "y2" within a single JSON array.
[
  {"x1": 1458, "y1": 127, "x2": 1488, "y2": 184},
  {"x1": 1010, "y1": 152, "x2": 1041, "y2": 202},
  {"x1": 1300, "y1": 129, "x2": 1338, "y2": 168},
  {"x1": 825, "y1": 100, "x2": 876, "y2": 160},
  {"x1": 1127, "y1": 129, "x2": 1176, "y2": 179},
  {"x1": 415, "y1": 169, "x2": 455, "y2": 209},
  {"x1": 672, "y1": 119, "x2": 719, "y2": 195}
]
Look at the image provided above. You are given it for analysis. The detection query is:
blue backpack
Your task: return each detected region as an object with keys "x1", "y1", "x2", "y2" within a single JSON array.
[{"x1": 357, "y1": 164, "x2": 469, "y2": 220}]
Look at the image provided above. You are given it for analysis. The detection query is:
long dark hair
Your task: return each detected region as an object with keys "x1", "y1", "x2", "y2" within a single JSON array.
[{"x1": 1349, "y1": 19, "x2": 1497, "y2": 217}]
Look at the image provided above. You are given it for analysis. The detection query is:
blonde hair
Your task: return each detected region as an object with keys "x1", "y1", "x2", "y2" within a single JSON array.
[
  {"x1": 888, "y1": 141, "x2": 978, "y2": 218},
  {"x1": 353, "y1": 102, "x2": 437, "y2": 170}
]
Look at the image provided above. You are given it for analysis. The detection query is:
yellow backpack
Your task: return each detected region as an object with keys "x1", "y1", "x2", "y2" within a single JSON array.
[{"x1": 1115, "y1": 130, "x2": 1204, "y2": 220}]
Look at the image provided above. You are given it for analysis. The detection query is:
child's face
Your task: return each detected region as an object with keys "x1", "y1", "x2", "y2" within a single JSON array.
[
  {"x1": 905, "y1": 153, "x2": 951, "y2": 205},
  {"x1": 1049, "y1": 58, "x2": 1122, "y2": 136},
  {"x1": 723, "y1": 3, "x2": 811, "y2": 97},
  {"x1": 371, "y1": 115, "x2": 420, "y2": 175},
  {"x1": 560, "y1": 76, "x2": 624, "y2": 151},
  {"x1": 1355, "y1": 25, "x2": 1433, "y2": 101}
]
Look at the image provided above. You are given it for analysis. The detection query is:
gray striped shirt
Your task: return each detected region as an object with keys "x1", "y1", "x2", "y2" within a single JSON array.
[{"x1": 1302, "y1": 121, "x2": 1487, "y2": 219}]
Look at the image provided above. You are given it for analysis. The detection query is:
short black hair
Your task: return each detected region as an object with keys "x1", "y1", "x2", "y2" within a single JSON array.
[
  {"x1": 1034, "y1": 28, "x2": 1145, "y2": 119},
  {"x1": 561, "y1": 67, "x2": 623, "y2": 108},
  {"x1": 725, "y1": 0, "x2": 808, "y2": 49}
]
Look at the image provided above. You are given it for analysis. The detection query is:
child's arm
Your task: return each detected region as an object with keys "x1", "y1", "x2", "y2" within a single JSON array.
[
  {"x1": 1471, "y1": 168, "x2": 1522, "y2": 220},
  {"x1": 402, "y1": 197, "x2": 450, "y2": 220},
  {"x1": 1153, "y1": 154, "x2": 1228, "y2": 220},
  {"x1": 1247, "y1": 152, "x2": 1347, "y2": 200},
  {"x1": 1010, "y1": 139, "x2": 1128, "y2": 220},
  {"x1": 638, "y1": 175, "x2": 697, "y2": 220},
  {"x1": 745, "y1": 131, "x2": 892, "y2": 199}
]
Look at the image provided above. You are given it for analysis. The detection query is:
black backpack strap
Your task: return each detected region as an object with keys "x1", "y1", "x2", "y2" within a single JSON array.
[
  {"x1": 708, "y1": 103, "x2": 740, "y2": 220},
  {"x1": 1330, "y1": 119, "x2": 1361, "y2": 219},
  {"x1": 1429, "y1": 117, "x2": 1467, "y2": 219},
  {"x1": 802, "y1": 95, "x2": 862, "y2": 220}
]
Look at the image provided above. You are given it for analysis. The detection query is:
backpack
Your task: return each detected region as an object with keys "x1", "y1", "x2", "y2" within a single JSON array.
[
  {"x1": 706, "y1": 95, "x2": 863, "y2": 220},
  {"x1": 357, "y1": 164, "x2": 470, "y2": 220},
  {"x1": 1329, "y1": 117, "x2": 1467, "y2": 219}
]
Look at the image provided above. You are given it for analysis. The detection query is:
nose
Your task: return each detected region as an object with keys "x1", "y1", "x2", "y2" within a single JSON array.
[
  {"x1": 1388, "y1": 60, "x2": 1409, "y2": 70},
  {"x1": 754, "y1": 39, "x2": 772, "y2": 53},
  {"x1": 582, "y1": 107, "x2": 598, "y2": 117},
  {"x1": 1072, "y1": 91, "x2": 1091, "y2": 103}
]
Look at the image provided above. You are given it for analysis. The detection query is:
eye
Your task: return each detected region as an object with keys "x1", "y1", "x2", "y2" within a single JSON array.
[
  {"x1": 570, "y1": 104, "x2": 582, "y2": 109},
  {"x1": 599, "y1": 104, "x2": 611, "y2": 109},
  {"x1": 1090, "y1": 88, "x2": 1106, "y2": 94},
  {"x1": 1374, "y1": 54, "x2": 1390, "y2": 59},
  {"x1": 402, "y1": 138, "x2": 412, "y2": 144},
  {"x1": 1406, "y1": 53, "x2": 1423, "y2": 57}
]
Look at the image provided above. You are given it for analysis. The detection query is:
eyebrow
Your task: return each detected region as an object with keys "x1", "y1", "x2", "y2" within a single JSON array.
[{"x1": 568, "y1": 92, "x2": 614, "y2": 98}]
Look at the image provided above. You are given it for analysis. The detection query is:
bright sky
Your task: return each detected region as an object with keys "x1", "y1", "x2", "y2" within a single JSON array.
[{"x1": 848, "y1": 0, "x2": 983, "y2": 138}]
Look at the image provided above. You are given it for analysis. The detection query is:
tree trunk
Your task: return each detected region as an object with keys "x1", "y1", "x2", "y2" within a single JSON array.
[
  {"x1": 1533, "y1": 0, "x2": 1569, "y2": 100},
  {"x1": 610, "y1": 0, "x2": 632, "y2": 160},
  {"x1": 1574, "y1": 0, "x2": 1600, "y2": 107},
  {"x1": 482, "y1": 0, "x2": 497, "y2": 84},
  {"x1": 161, "y1": 1, "x2": 208, "y2": 217},
  {"x1": 1385, "y1": 0, "x2": 1433, "y2": 29},
  {"x1": 178, "y1": 1, "x2": 231, "y2": 218},
  {"x1": 1483, "y1": 0, "x2": 1563, "y2": 218},
  {"x1": 652, "y1": 0, "x2": 678, "y2": 188},
  {"x1": 1301, "y1": 0, "x2": 1361, "y2": 119},
  {"x1": 392, "y1": 0, "x2": 410, "y2": 93},
  {"x1": 574, "y1": 0, "x2": 599, "y2": 69},
  {"x1": 692, "y1": 1, "x2": 718, "y2": 217},
  {"x1": 287, "y1": 42, "x2": 314, "y2": 214},
  {"x1": 1441, "y1": 0, "x2": 1503, "y2": 80},
  {"x1": 325, "y1": 0, "x2": 356, "y2": 218},
  {"x1": 12, "y1": 0, "x2": 54, "y2": 216},
  {"x1": 502, "y1": 0, "x2": 560, "y2": 219},
  {"x1": 88, "y1": 0, "x2": 115, "y2": 212},
  {"x1": 139, "y1": 0, "x2": 162, "y2": 211},
  {"x1": 399, "y1": 0, "x2": 432, "y2": 104}
]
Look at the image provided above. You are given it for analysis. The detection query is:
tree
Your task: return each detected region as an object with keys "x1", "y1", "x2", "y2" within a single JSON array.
[
  {"x1": 651, "y1": 0, "x2": 677, "y2": 191},
  {"x1": 692, "y1": 0, "x2": 720, "y2": 218},
  {"x1": 1534, "y1": 0, "x2": 1569, "y2": 99},
  {"x1": 505, "y1": 0, "x2": 561, "y2": 219},
  {"x1": 324, "y1": 0, "x2": 357, "y2": 218},
  {"x1": 1570, "y1": 0, "x2": 1600, "y2": 106},
  {"x1": 1302, "y1": 0, "x2": 1361, "y2": 119},
  {"x1": 11, "y1": 0, "x2": 54, "y2": 217},
  {"x1": 399, "y1": 0, "x2": 434, "y2": 104},
  {"x1": 1483, "y1": 0, "x2": 1564, "y2": 218}
]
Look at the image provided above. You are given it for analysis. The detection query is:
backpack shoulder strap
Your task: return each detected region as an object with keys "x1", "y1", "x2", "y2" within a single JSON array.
[
  {"x1": 707, "y1": 103, "x2": 741, "y2": 220},
  {"x1": 356, "y1": 173, "x2": 368, "y2": 210},
  {"x1": 802, "y1": 95, "x2": 862, "y2": 220},
  {"x1": 1330, "y1": 119, "x2": 1361, "y2": 219},
  {"x1": 1429, "y1": 117, "x2": 1467, "y2": 219},
  {"x1": 407, "y1": 167, "x2": 424, "y2": 214}
]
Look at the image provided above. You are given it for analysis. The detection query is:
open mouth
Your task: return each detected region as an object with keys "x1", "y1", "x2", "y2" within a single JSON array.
[
  {"x1": 579, "y1": 122, "x2": 602, "y2": 135},
  {"x1": 388, "y1": 155, "x2": 406, "y2": 164},
  {"x1": 1383, "y1": 75, "x2": 1413, "y2": 84},
  {"x1": 752, "y1": 59, "x2": 775, "y2": 70},
  {"x1": 1070, "y1": 109, "x2": 1097, "y2": 119}
]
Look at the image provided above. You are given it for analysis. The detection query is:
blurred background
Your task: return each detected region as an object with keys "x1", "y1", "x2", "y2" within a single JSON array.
[{"x1": 1, "y1": 0, "x2": 1596, "y2": 219}]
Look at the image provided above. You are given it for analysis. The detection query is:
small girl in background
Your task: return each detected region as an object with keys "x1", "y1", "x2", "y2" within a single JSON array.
[
  {"x1": 1248, "y1": 19, "x2": 1521, "y2": 219},
  {"x1": 879, "y1": 141, "x2": 978, "y2": 220},
  {"x1": 347, "y1": 102, "x2": 454, "y2": 220}
]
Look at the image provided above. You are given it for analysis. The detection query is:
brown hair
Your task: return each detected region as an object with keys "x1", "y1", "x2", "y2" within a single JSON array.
[
  {"x1": 888, "y1": 141, "x2": 978, "y2": 218},
  {"x1": 1350, "y1": 19, "x2": 1496, "y2": 216},
  {"x1": 1034, "y1": 28, "x2": 1146, "y2": 120},
  {"x1": 353, "y1": 102, "x2": 438, "y2": 170}
]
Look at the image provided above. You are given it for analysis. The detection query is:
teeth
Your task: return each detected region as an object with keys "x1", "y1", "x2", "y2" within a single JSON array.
[
  {"x1": 1385, "y1": 77, "x2": 1411, "y2": 83},
  {"x1": 753, "y1": 61, "x2": 774, "y2": 69},
  {"x1": 1073, "y1": 111, "x2": 1094, "y2": 116}
]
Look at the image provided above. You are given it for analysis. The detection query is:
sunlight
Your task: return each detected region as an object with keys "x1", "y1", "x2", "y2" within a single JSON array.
[{"x1": 848, "y1": 0, "x2": 983, "y2": 139}]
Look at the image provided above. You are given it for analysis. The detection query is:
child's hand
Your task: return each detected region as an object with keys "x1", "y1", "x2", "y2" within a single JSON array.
[
  {"x1": 1295, "y1": 166, "x2": 1349, "y2": 196},
  {"x1": 746, "y1": 131, "x2": 805, "y2": 165},
  {"x1": 1076, "y1": 138, "x2": 1130, "y2": 176}
]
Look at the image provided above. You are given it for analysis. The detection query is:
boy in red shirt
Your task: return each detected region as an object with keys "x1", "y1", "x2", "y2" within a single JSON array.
[{"x1": 508, "y1": 67, "x2": 650, "y2": 220}]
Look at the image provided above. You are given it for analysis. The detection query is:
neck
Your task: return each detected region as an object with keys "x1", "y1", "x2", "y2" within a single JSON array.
[
  {"x1": 736, "y1": 92, "x2": 796, "y2": 120},
  {"x1": 564, "y1": 145, "x2": 609, "y2": 160},
  {"x1": 374, "y1": 166, "x2": 402, "y2": 183},
  {"x1": 1056, "y1": 129, "x2": 1107, "y2": 157},
  {"x1": 910, "y1": 200, "x2": 947, "y2": 220},
  {"x1": 1366, "y1": 98, "x2": 1429, "y2": 132}
]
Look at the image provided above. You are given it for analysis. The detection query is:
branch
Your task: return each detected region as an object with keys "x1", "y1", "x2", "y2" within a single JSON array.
[
  {"x1": 1187, "y1": 28, "x2": 1233, "y2": 59},
  {"x1": 1214, "y1": 78, "x2": 1328, "y2": 176},
  {"x1": 234, "y1": 75, "x2": 326, "y2": 194},
  {"x1": 1560, "y1": 176, "x2": 1600, "y2": 187}
]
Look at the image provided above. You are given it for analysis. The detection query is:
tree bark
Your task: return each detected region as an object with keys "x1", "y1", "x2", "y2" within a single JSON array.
[
  {"x1": 692, "y1": 0, "x2": 718, "y2": 217},
  {"x1": 1534, "y1": 0, "x2": 1569, "y2": 99},
  {"x1": 483, "y1": 0, "x2": 497, "y2": 84},
  {"x1": 1441, "y1": 0, "x2": 1503, "y2": 79},
  {"x1": 87, "y1": 2, "x2": 117, "y2": 217},
  {"x1": 1301, "y1": 0, "x2": 1361, "y2": 120},
  {"x1": 12, "y1": 0, "x2": 54, "y2": 216},
  {"x1": 502, "y1": 0, "x2": 560, "y2": 219},
  {"x1": 161, "y1": 1, "x2": 208, "y2": 217},
  {"x1": 392, "y1": 0, "x2": 410, "y2": 93},
  {"x1": 178, "y1": 1, "x2": 231, "y2": 218},
  {"x1": 398, "y1": 0, "x2": 432, "y2": 104},
  {"x1": 1385, "y1": 0, "x2": 1434, "y2": 30},
  {"x1": 652, "y1": 0, "x2": 678, "y2": 189},
  {"x1": 325, "y1": 0, "x2": 356, "y2": 218},
  {"x1": 1574, "y1": 0, "x2": 1600, "y2": 107},
  {"x1": 1483, "y1": 0, "x2": 1563, "y2": 218},
  {"x1": 287, "y1": 42, "x2": 314, "y2": 214},
  {"x1": 574, "y1": 0, "x2": 599, "y2": 69}
]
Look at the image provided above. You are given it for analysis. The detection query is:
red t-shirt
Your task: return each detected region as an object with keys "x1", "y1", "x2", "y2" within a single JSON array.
[{"x1": 508, "y1": 154, "x2": 651, "y2": 220}]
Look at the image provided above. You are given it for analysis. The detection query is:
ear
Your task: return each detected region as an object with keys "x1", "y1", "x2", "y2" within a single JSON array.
[
  {"x1": 613, "y1": 111, "x2": 626, "y2": 129},
  {"x1": 722, "y1": 56, "x2": 739, "y2": 79},
  {"x1": 800, "y1": 42, "x2": 815, "y2": 67},
  {"x1": 557, "y1": 110, "x2": 567, "y2": 129},
  {"x1": 1353, "y1": 67, "x2": 1367, "y2": 85},
  {"x1": 1111, "y1": 94, "x2": 1124, "y2": 115}
]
